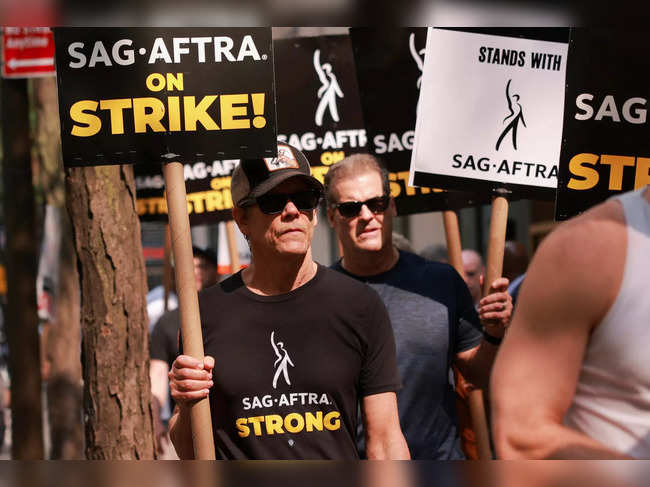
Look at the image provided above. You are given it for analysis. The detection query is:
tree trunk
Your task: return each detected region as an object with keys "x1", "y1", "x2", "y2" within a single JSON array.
[
  {"x1": 65, "y1": 164, "x2": 155, "y2": 459},
  {"x1": 45, "y1": 208, "x2": 84, "y2": 459},
  {"x1": 32, "y1": 76, "x2": 84, "y2": 459},
  {"x1": 1, "y1": 78, "x2": 45, "y2": 459}
]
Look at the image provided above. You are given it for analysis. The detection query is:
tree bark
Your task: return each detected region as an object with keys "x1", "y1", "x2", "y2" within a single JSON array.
[
  {"x1": 1, "y1": 78, "x2": 45, "y2": 459},
  {"x1": 32, "y1": 76, "x2": 84, "y2": 459},
  {"x1": 65, "y1": 163, "x2": 155, "y2": 459}
]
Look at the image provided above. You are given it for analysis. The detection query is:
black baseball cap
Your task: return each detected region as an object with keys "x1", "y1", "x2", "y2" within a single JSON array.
[
  {"x1": 231, "y1": 143, "x2": 324, "y2": 207},
  {"x1": 192, "y1": 246, "x2": 218, "y2": 267}
]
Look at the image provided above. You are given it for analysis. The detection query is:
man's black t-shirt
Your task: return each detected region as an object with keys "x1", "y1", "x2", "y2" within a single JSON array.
[
  {"x1": 150, "y1": 309, "x2": 180, "y2": 371},
  {"x1": 150, "y1": 308, "x2": 181, "y2": 418},
  {"x1": 194, "y1": 264, "x2": 401, "y2": 459}
]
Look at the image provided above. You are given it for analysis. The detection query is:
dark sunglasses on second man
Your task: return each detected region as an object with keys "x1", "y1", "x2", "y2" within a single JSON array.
[
  {"x1": 331, "y1": 195, "x2": 390, "y2": 218},
  {"x1": 252, "y1": 189, "x2": 322, "y2": 215}
]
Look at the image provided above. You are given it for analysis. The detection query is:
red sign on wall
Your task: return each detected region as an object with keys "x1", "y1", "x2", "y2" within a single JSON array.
[{"x1": 2, "y1": 27, "x2": 55, "y2": 78}]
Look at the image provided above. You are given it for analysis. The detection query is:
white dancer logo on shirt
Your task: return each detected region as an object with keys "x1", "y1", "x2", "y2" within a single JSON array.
[
  {"x1": 313, "y1": 49, "x2": 344, "y2": 127},
  {"x1": 271, "y1": 331, "x2": 295, "y2": 389}
]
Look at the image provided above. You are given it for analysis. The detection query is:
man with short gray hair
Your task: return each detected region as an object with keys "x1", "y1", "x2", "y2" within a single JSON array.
[{"x1": 325, "y1": 153, "x2": 512, "y2": 459}]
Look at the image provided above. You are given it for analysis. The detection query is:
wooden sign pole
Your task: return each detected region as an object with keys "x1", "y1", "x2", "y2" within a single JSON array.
[
  {"x1": 483, "y1": 193, "x2": 509, "y2": 297},
  {"x1": 442, "y1": 210, "x2": 464, "y2": 278},
  {"x1": 163, "y1": 223, "x2": 172, "y2": 313},
  {"x1": 225, "y1": 221, "x2": 241, "y2": 273},
  {"x1": 442, "y1": 208, "x2": 491, "y2": 460},
  {"x1": 472, "y1": 191, "x2": 510, "y2": 460},
  {"x1": 163, "y1": 161, "x2": 216, "y2": 460}
]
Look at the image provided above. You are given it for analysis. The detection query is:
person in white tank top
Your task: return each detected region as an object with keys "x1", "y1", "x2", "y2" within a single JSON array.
[{"x1": 490, "y1": 185, "x2": 650, "y2": 459}]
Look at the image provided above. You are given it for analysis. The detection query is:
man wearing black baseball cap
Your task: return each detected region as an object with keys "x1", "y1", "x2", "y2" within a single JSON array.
[{"x1": 168, "y1": 143, "x2": 409, "y2": 460}]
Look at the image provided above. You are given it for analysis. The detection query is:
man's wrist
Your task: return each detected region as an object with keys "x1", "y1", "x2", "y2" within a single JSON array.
[{"x1": 482, "y1": 329, "x2": 503, "y2": 345}]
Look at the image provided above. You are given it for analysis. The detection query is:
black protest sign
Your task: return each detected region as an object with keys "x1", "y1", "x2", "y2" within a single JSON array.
[
  {"x1": 274, "y1": 35, "x2": 367, "y2": 185},
  {"x1": 137, "y1": 34, "x2": 362, "y2": 226},
  {"x1": 409, "y1": 28, "x2": 569, "y2": 201},
  {"x1": 54, "y1": 28, "x2": 276, "y2": 167},
  {"x1": 135, "y1": 159, "x2": 238, "y2": 225},
  {"x1": 349, "y1": 28, "x2": 489, "y2": 214},
  {"x1": 556, "y1": 29, "x2": 650, "y2": 220}
]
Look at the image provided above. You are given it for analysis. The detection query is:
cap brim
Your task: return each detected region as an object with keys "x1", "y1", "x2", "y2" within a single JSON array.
[{"x1": 247, "y1": 170, "x2": 324, "y2": 200}]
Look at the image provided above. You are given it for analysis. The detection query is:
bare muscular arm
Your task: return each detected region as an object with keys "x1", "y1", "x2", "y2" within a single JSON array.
[{"x1": 490, "y1": 199, "x2": 631, "y2": 459}]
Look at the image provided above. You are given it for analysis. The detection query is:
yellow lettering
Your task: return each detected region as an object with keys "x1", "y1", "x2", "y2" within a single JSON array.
[
  {"x1": 204, "y1": 191, "x2": 222, "y2": 212},
  {"x1": 601, "y1": 155, "x2": 635, "y2": 191},
  {"x1": 634, "y1": 157, "x2": 650, "y2": 189},
  {"x1": 265, "y1": 415, "x2": 284, "y2": 435},
  {"x1": 321, "y1": 151, "x2": 345, "y2": 166},
  {"x1": 210, "y1": 177, "x2": 231, "y2": 191},
  {"x1": 310, "y1": 166, "x2": 329, "y2": 185},
  {"x1": 188, "y1": 193, "x2": 207, "y2": 214},
  {"x1": 397, "y1": 171, "x2": 416, "y2": 196},
  {"x1": 136, "y1": 199, "x2": 146, "y2": 215},
  {"x1": 145, "y1": 73, "x2": 166, "y2": 92},
  {"x1": 568, "y1": 153, "x2": 600, "y2": 190},
  {"x1": 133, "y1": 97, "x2": 166, "y2": 133},
  {"x1": 183, "y1": 95, "x2": 219, "y2": 131},
  {"x1": 156, "y1": 198, "x2": 168, "y2": 214},
  {"x1": 388, "y1": 173, "x2": 401, "y2": 198},
  {"x1": 324, "y1": 411, "x2": 341, "y2": 431},
  {"x1": 223, "y1": 188, "x2": 233, "y2": 209},
  {"x1": 284, "y1": 413, "x2": 305, "y2": 434},
  {"x1": 248, "y1": 416, "x2": 264, "y2": 437},
  {"x1": 235, "y1": 418, "x2": 250, "y2": 438},
  {"x1": 138, "y1": 197, "x2": 168, "y2": 215},
  {"x1": 305, "y1": 411, "x2": 323, "y2": 432},
  {"x1": 166, "y1": 72, "x2": 184, "y2": 91},
  {"x1": 220, "y1": 94, "x2": 250, "y2": 130},
  {"x1": 99, "y1": 98, "x2": 132, "y2": 135},
  {"x1": 70, "y1": 100, "x2": 101, "y2": 137},
  {"x1": 168, "y1": 96, "x2": 181, "y2": 131}
]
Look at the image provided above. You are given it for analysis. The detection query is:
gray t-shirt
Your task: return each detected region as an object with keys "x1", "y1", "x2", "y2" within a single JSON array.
[{"x1": 333, "y1": 250, "x2": 482, "y2": 459}]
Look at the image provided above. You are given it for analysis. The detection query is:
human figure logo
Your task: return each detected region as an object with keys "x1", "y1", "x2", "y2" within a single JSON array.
[
  {"x1": 496, "y1": 79, "x2": 527, "y2": 151},
  {"x1": 313, "y1": 49, "x2": 344, "y2": 127},
  {"x1": 408, "y1": 32, "x2": 425, "y2": 89},
  {"x1": 271, "y1": 331, "x2": 294, "y2": 389}
]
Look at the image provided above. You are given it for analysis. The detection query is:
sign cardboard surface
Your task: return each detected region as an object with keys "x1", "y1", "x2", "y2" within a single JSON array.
[
  {"x1": 410, "y1": 28, "x2": 569, "y2": 200},
  {"x1": 135, "y1": 159, "x2": 238, "y2": 225},
  {"x1": 137, "y1": 35, "x2": 367, "y2": 225},
  {"x1": 54, "y1": 27, "x2": 277, "y2": 167},
  {"x1": 556, "y1": 29, "x2": 650, "y2": 220},
  {"x1": 350, "y1": 27, "x2": 490, "y2": 213},
  {"x1": 274, "y1": 35, "x2": 366, "y2": 184}
]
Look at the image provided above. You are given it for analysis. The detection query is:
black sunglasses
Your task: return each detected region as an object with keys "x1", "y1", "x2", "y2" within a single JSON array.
[
  {"x1": 249, "y1": 189, "x2": 322, "y2": 215},
  {"x1": 331, "y1": 195, "x2": 390, "y2": 218}
]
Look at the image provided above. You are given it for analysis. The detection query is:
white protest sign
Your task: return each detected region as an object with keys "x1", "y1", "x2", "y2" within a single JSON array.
[{"x1": 409, "y1": 28, "x2": 568, "y2": 198}]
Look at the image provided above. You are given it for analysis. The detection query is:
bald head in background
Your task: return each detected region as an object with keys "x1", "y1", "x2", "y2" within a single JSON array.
[{"x1": 462, "y1": 249, "x2": 484, "y2": 306}]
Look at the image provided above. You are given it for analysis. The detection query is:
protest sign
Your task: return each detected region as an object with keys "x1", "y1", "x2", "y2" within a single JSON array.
[
  {"x1": 409, "y1": 28, "x2": 569, "y2": 200},
  {"x1": 136, "y1": 35, "x2": 359, "y2": 226},
  {"x1": 274, "y1": 35, "x2": 366, "y2": 180},
  {"x1": 2, "y1": 27, "x2": 55, "y2": 78},
  {"x1": 54, "y1": 27, "x2": 277, "y2": 166},
  {"x1": 350, "y1": 27, "x2": 488, "y2": 214},
  {"x1": 135, "y1": 159, "x2": 238, "y2": 225},
  {"x1": 556, "y1": 29, "x2": 650, "y2": 220}
]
